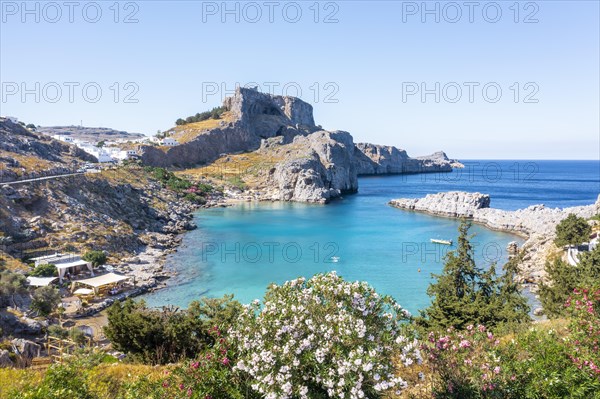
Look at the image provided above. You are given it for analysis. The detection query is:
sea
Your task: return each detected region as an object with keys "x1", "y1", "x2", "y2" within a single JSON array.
[{"x1": 143, "y1": 160, "x2": 600, "y2": 314}]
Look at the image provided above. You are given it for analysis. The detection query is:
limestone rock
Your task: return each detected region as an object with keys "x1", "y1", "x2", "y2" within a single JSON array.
[
  {"x1": 140, "y1": 87, "x2": 317, "y2": 168},
  {"x1": 354, "y1": 145, "x2": 462, "y2": 175},
  {"x1": 390, "y1": 192, "x2": 490, "y2": 218},
  {"x1": 389, "y1": 191, "x2": 600, "y2": 283},
  {"x1": 265, "y1": 131, "x2": 358, "y2": 203},
  {"x1": 11, "y1": 338, "x2": 40, "y2": 359}
]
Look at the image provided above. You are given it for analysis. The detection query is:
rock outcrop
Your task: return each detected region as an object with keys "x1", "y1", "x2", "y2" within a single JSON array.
[
  {"x1": 265, "y1": 131, "x2": 358, "y2": 203},
  {"x1": 140, "y1": 87, "x2": 319, "y2": 168},
  {"x1": 389, "y1": 191, "x2": 600, "y2": 284},
  {"x1": 354, "y1": 145, "x2": 462, "y2": 175},
  {"x1": 390, "y1": 192, "x2": 491, "y2": 218},
  {"x1": 139, "y1": 87, "x2": 461, "y2": 203}
]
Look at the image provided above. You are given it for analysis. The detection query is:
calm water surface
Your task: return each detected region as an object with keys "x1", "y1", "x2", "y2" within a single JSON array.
[{"x1": 143, "y1": 160, "x2": 599, "y2": 313}]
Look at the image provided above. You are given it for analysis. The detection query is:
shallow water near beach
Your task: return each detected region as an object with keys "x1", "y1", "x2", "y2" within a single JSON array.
[{"x1": 143, "y1": 160, "x2": 600, "y2": 313}]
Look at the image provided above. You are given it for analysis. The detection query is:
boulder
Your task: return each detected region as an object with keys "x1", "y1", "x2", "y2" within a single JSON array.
[{"x1": 11, "y1": 338, "x2": 41, "y2": 359}]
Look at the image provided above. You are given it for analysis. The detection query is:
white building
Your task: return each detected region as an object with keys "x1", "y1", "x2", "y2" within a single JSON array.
[
  {"x1": 87, "y1": 148, "x2": 114, "y2": 163},
  {"x1": 160, "y1": 138, "x2": 179, "y2": 146},
  {"x1": 52, "y1": 134, "x2": 74, "y2": 143},
  {"x1": 112, "y1": 149, "x2": 138, "y2": 161}
]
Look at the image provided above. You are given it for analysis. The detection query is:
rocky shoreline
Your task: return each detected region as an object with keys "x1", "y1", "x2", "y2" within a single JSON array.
[
  {"x1": 70, "y1": 193, "x2": 233, "y2": 318},
  {"x1": 389, "y1": 191, "x2": 600, "y2": 285}
]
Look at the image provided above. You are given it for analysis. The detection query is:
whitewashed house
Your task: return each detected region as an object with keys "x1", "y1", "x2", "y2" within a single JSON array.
[
  {"x1": 90, "y1": 148, "x2": 115, "y2": 163},
  {"x1": 113, "y1": 149, "x2": 138, "y2": 161},
  {"x1": 53, "y1": 134, "x2": 74, "y2": 143}
]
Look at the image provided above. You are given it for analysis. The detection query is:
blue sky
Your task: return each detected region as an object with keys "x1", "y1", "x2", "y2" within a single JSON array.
[{"x1": 1, "y1": 0, "x2": 599, "y2": 159}]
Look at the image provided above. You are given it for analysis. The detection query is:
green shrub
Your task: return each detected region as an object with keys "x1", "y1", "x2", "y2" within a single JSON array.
[
  {"x1": 82, "y1": 251, "x2": 107, "y2": 267},
  {"x1": 555, "y1": 213, "x2": 592, "y2": 248},
  {"x1": 145, "y1": 328, "x2": 255, "y2": 399},
  {"x1": 539, "y1": 246, "x2": 600, "y2": 317},
  {"x1": 30, "y1": 286, "x2": 61, "y2": 316},
  {"x1": 11, "y1": 363, "x2": 94, "y2": 399},
  {"x1": 104, "y1": 296, "x2": 241, "y2": 365},
  {"x1": 175, "y1": 106, "x2": 226, "y2": 126},
  {"x1": 183, "y1": 193, "x2": 206, "y2": 205},
  {"x1": 30, "y1": 263, "x2": 57, "y2": 277},
  {"x1": 0, "y1": 271, "x2": 27, "y2": 308}
]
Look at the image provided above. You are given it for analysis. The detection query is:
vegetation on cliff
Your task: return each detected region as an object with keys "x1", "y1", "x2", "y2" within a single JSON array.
[
  {"x1": 554, "y1": 213, "x2": 592, "y2": 248},
  {"x1": 174, "y1": 106, "x2": 227, "y2": 126}
]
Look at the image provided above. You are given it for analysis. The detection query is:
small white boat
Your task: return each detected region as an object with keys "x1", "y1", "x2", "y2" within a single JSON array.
[
  {"x1": 330, "y1": 256, "x2": 340, "y2": 263},
  {"x1": 430, "y1": 238, "x2": 453, "y2": 246}
]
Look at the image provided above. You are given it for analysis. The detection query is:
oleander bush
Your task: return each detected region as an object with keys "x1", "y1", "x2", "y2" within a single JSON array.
[
  {"x1": 418, "y1": 288, "x2": 600, "y2": 399},
  {"x1": 229, "y1": 272, "x2": 422, "y2": 399},
  {"x1": 539, "y1": 246, "x2": 600, "y2": 317},
  {"x1": 565, "y1": 287, "x2": 600, "y2": 377}
]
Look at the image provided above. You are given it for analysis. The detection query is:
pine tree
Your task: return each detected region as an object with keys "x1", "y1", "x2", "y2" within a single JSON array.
[
  {"x1": 419, "y1": 220, "x2": 483, "y2": 330},
  {"x1": 490, "y1": 253, "x2": 531, "y2": 326},
  {"x1": 418, "y1": 220, "x2": 530, "y2": 331},
  {"x1": 554, "y1": 213, "x2": 592, "y2": 248}
]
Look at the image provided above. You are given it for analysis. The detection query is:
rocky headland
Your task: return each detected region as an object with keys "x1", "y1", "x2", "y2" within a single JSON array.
[
  {"x1": 143, "y1": 87, "x2": 462, "y2": 203},
  {"x1": 389, "y1": 191, "x2": 600, "y2": 284}
]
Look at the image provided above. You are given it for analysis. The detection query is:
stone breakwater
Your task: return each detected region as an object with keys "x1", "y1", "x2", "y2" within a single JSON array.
[{"x1": 389, "y1": 191, "x2": 600, "y2": 285}]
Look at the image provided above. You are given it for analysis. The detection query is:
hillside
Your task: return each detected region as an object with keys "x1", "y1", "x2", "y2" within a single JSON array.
[
  {"x1": 0, "y1": 119, "x2": 96, "y2": 182},
  {"x1": 0, "y1": 119, "x2": 212, "y2": 271}
]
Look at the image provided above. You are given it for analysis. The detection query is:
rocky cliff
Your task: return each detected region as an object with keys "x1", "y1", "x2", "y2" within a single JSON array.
[
  {"x1": 389, "y1": 191, "x2": 600, "y2": 283},
  {"x1": 140, "y1": 87, "x2": 319, "y2": 168},
  {"x1": 354, "y1": 144, "x2": 462, "y2": 175},
  {"x1": 262, "y1": 131, "x2": 358, "y2": 203},
  {"x1": 140, "y1": 87, "x2": 460, "y2": 203}
]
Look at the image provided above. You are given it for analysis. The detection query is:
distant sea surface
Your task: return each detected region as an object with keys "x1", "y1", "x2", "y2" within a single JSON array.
[{"x1": 143, "y1": 160, "x2": 600, "y2": 313}]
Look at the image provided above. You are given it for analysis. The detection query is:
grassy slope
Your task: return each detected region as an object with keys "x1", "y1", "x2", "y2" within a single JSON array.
[{"x1": 169, "y1": 112, "x2": 235, "y2": 144}]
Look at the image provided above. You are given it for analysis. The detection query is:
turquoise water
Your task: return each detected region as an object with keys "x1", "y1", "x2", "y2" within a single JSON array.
[
  {"x1": 143, "y1": 201, "x2": 521, "y2": 314},
  {"x1": 144, "y1": 161, "x2": 600, "y2": 312},
  {"x1": 143, "y1": 160, "x2": 599, "y2": 313}
]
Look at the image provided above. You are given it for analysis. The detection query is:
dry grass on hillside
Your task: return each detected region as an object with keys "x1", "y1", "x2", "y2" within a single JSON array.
[
  {"x1": 0, "y1": 252, "x2": 28, "y2": 272},
  {"x1": 170, "y1": 112, "x2": 235, "y2": 144},
  {"x1": 177, "y1": 151, "x2": 283, "y2": 188},
  {"x1": 91, "y1": 168, "x2": 151, "y2": 188},
  {"x1": 0, "y1": 152, "x2": 54, "y2": 174}
]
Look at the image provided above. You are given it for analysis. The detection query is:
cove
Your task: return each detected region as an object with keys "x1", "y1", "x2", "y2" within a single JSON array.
[{"x1": 143, "y1": 159, "x2": 599, "y2": 312}]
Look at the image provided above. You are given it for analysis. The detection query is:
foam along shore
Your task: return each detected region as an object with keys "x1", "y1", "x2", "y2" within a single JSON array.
[{"x1": 389, "y1": 191, "x2": 600, "y2": 285}]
